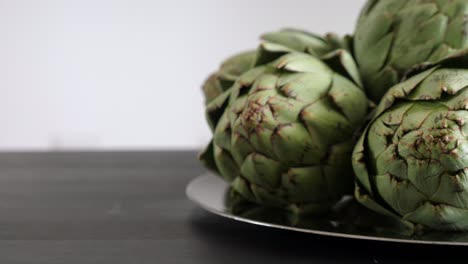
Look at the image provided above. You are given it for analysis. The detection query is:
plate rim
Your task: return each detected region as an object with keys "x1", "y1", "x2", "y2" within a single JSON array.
[{"x1": 186, "y1": 173, "x2": 468, "y2": 246}]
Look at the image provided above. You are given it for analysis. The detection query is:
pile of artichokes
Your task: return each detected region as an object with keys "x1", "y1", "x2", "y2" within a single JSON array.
[{"x1": 199, "y1": 0, "x2": 468, "y2": 233}]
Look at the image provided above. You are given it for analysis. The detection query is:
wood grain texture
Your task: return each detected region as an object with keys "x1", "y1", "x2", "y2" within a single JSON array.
[{"x1": 0, "y1": 151, "x2": 465, "y2": 263}]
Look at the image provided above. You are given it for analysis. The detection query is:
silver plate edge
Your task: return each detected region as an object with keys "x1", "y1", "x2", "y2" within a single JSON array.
[{"x1": 186, "y1": 174, "x2": 468, "y2": 246}]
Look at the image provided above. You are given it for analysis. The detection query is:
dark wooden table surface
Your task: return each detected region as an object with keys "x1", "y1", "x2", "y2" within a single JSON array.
[{"x1": 0, "y1": 151, "x2": 465, "y2": 263}]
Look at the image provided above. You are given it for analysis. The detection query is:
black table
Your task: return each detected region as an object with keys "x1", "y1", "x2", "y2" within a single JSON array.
[{"x1": 0, "y1": 151, "x2": 465, "y2": 263}]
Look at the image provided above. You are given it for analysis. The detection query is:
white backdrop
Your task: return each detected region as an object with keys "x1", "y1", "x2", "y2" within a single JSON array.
[{"x1": 0, "y1": 0, "x2": 366, "y2": 150}]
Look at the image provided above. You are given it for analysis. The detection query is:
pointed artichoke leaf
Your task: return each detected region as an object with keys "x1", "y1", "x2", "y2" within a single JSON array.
[
  {"x1": 202, "y1": 50, "x2": 257, "y2": 105},
  {"x1": 404, "y1": 203, "x2": 468, "y2": 231},
  {"x1": 218, "y1": 50, "x2": 256, "y2": 82},
  {"x1": 352, "y1": 132, "x2": 372, "y2": 193},
  {"x1": 407, "y1": 68, "x2": 468, "y2": 101},
  {"x1": 365, "y1": 66, "x2": 399, "y2": 103},
  {"x1": 272, "y1": 52, "x2": 331, "y2": 74},
  {"x1": 202, "y1": 73, "x2": 223, "y2": 105},
  {"x1": 432, "y1": 48, "x2": 468, "y2": 69},
  {"x1": 324, "y1": 33, "x2": 353, "y2": 54},
  {"x1": 261, "y1": 28, "x2": 331, "y2": 56},
  {"x1": 198, "y1": 141, "x2": 219, "y2": 174},
  {"x1": 374, "y1": 67, "x2": 438, "y2": 116},
  {"x1": 213, "y1": 144, "x2": 240, "y2": 183},
  {"x1": 205, "y1": 90, "x2": 231, "y2": 131},
  {"x1": 321, "y1": 49, "x2": 363, "y2": 88},
  {"x1": 254, "y1": 42, "x2": 295, "y2": 67},
  {"x1": 328, "y1": 74, "x2": 368, "y2": 126},
  {"x1": 240, "y1": 153, "x2": 283, "y2": 189},
  {"x1": 231, "y1": 177, "x2": 256, "y2": 203},
  {"x1": 355, "y1": 183, "x2": 414, "y2": 233}
]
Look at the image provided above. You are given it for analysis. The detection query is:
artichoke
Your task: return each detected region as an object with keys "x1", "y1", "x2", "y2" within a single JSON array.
[
  {"x1": 200, "y1": 30, "x2": 369, "y2": 214},
  {"x1": 354, "y1": 0, "x2": 468, "y2": 102},
  {"x1": 352, "y1": 51, "x2": 468, "y2": 231}
]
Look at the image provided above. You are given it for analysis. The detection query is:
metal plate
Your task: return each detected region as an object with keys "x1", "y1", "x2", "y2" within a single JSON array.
[{"x1": 186, "y1": 173, "x2": 468, "y2": 246}]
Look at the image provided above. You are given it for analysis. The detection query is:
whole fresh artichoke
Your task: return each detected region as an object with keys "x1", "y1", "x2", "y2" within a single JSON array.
[
  {"x1": 354, "y1": 0, "x2": 468, "y2": 102},
  {"x1": 352, "y1": 51, "x2": 468, "y2": 231},
  {"x1": 200, "y1": 30, "x2": 369, "y2": 214}
]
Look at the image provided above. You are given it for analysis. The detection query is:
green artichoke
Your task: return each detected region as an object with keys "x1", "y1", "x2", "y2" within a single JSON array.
[
  {"x1": 352, "y1": 51, "x2": 468, "y2": 231},
  {"x1": 354, "y1": 0, "x2": 468, "y2": 102},
  {"x1": 200, "y1": 30, "x2": 369, "y2": 214}
]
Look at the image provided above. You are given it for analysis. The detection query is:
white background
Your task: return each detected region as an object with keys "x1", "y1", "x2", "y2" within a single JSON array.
[{"x1": 0, "y1": 0, "x2": 366, "y2": 150}]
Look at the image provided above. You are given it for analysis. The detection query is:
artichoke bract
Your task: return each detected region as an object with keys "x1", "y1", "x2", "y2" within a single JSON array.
[
  {"x1": 200, "y1": 30, "x2": 369, "y2": 214},
  {"x1": 354, "y1": 0, "x2": 468, "y2": 102},
  {"x1": 202, "y1": 51, "x2": 257, "y2": 105},
  {"x1": 352, "y1": 51, "x2": 468, "y2": 231}
]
